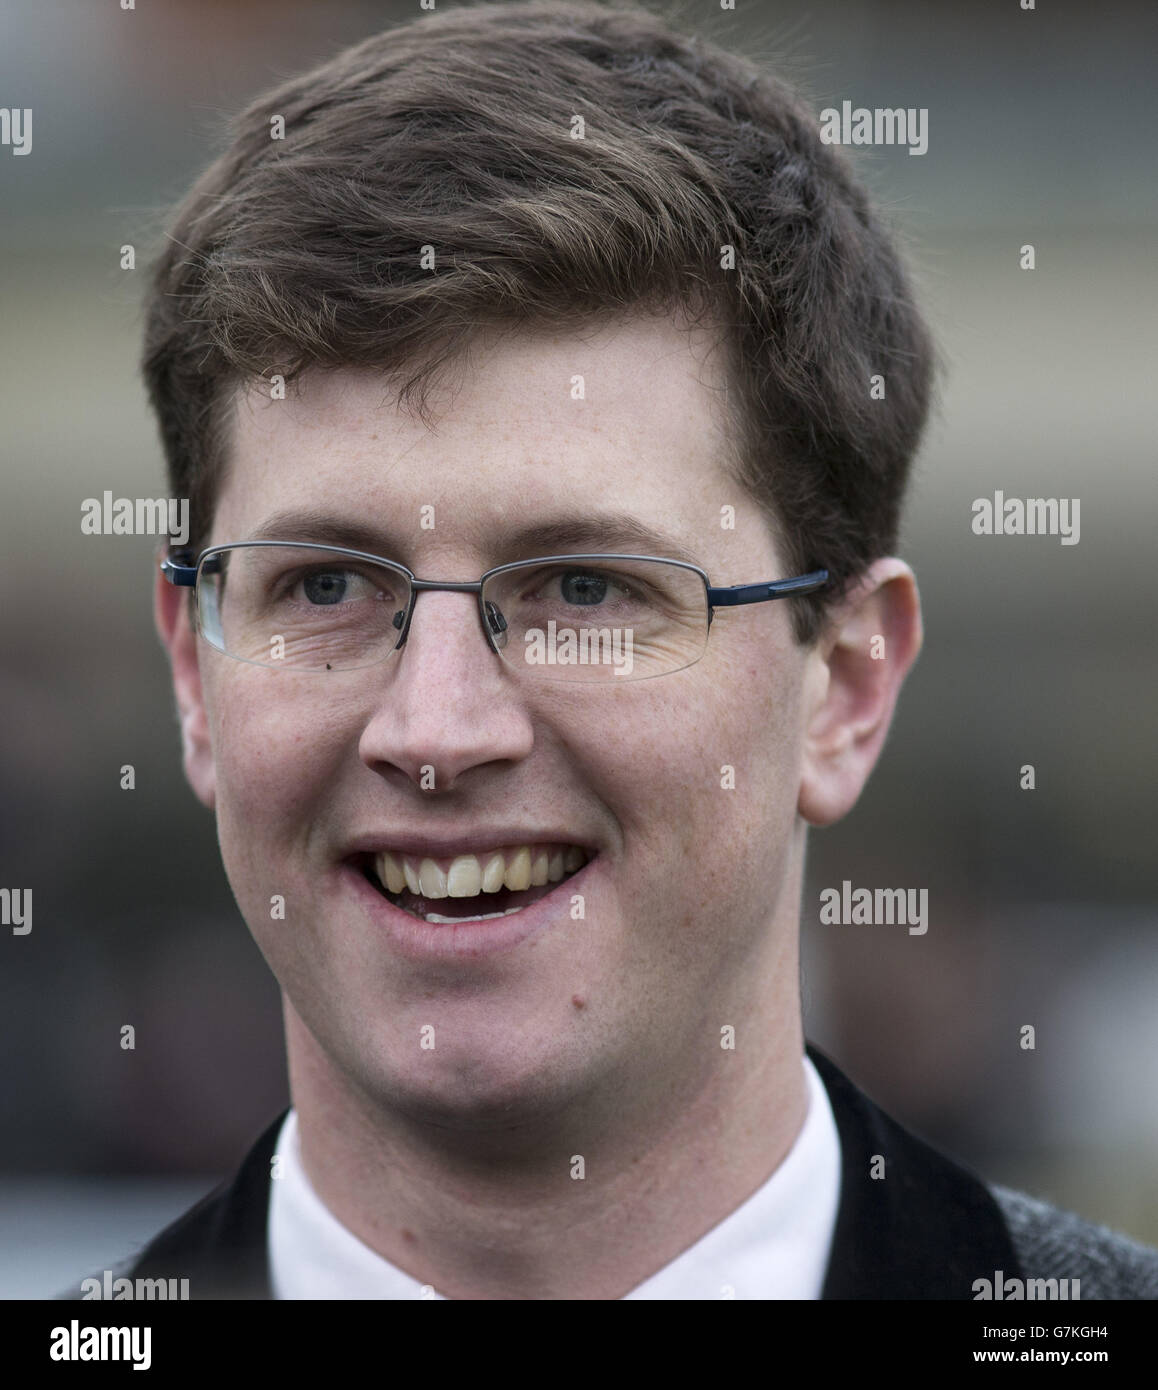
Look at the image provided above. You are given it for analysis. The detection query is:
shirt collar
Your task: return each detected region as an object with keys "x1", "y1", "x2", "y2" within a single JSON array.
[{"x1": 268, "y1": 1054, "x2": 840, "y2": 1300}]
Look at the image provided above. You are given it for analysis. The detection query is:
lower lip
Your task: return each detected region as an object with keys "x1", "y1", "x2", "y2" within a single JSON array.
[{"x1": 341, "y1": 856, "x2": 595, "y2": 961}]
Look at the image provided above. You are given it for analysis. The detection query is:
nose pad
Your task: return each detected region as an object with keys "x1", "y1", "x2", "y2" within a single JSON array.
[
  {"x1": 484, "y1": 599, "x2": 509, "y2": 650},
  {"x1": 389, "y1": 605, "x2": 413, "y2": 652}
]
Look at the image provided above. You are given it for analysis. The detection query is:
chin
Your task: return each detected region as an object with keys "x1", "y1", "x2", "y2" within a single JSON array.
[{"x1": 354, "y1": 1040, "x2": 595, "y2": 1133}]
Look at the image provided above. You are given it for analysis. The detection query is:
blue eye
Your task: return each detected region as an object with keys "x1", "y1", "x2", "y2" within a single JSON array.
[
  {"x1": 559, "y1": 571, "x2": 609, "y2": 606},
  {"x1": 279, "y1": 567, "x2": 391, "y2": 607},
  {"x1": 303, "y1": 571, "x2": 351, "y2": 605}
]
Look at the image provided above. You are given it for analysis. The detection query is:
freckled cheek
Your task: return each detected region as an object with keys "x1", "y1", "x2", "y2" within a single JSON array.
[
  {"x1": 205, "y1": 676, "x2": 350, "y2": 832},
  {"x1": 656, "y1": 684, "x2": 789, "y2": 866},
  {"x1": 592, "y1": 684, "x2": 757, "y2": 865}
]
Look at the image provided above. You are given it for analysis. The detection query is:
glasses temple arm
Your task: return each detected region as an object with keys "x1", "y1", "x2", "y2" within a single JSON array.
[
  {"x1": 160, "y1": 556, "x2": 198, "y2": 587},
  {"x1": 706, "y1": 569, "x2": 829, "y2": 607}
]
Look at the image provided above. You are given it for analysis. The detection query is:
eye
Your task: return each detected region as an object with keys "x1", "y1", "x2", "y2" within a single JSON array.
[
  {"x1": 492, "y1": 561, "x2": 672, "y2": 624},
  {"x1": 302, "y1": 570, "x2": 354, "y2": 605},
  {"x1": 282, "y1": 567, "x2": 385, "y2": 607},
  {"x1": 558, "y1": 570, "x2": 611, "y2": 606}
]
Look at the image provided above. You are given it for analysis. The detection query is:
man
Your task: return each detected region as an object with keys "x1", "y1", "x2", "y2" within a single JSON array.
[{"x1": 68, "y1": 0, "x2": 1158, "y2": 1299}]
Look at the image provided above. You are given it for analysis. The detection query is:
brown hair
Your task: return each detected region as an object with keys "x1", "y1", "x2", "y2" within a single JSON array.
[{"x1": 142, "y1": 0, "x2": 936, "y2": 641}]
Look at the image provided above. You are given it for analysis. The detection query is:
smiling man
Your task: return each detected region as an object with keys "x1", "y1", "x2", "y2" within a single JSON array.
[{"x1": 72, "y1": 0, "x2": 1158, "y2": 1301}]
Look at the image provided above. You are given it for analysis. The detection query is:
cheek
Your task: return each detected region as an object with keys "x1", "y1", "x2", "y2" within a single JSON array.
[
  {"x1": 651, "y1": 669, "x2": 803, "y2": 923},
  {"x1": 573, "y1": 657, "x2": 801, "y2": 864},
  {"x1": 204, "y1": 670, "x2": 355, "y2": 882}
]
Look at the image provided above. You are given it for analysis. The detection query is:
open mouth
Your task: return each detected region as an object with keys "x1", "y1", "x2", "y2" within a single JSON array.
[{"x1": 356, "y1": 843, "x2": 592, "y2": 924}]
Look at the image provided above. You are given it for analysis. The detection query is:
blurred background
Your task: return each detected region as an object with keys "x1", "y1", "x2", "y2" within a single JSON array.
[{"x1": 1, "y1": 0, "x2": 1155, "y2": 1297}]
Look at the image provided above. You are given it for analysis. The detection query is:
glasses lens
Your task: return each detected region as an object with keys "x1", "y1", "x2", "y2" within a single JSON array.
[
  {"x1": 482, "y1": 558, "x2": 708, "y2": 682},
  {"x1": 198, "y1": 544, "x2": 410, "y2": 670}
]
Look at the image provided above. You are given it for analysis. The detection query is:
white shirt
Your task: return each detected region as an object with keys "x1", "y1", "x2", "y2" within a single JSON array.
[{"x1": 268, "y1": 1054, "x2": 841, "y2": 1299}]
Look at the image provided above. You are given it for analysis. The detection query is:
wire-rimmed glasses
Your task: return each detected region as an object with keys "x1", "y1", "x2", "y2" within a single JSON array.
[{"x1": 161, "y1": 542, "x2": 828, "y2": 683}]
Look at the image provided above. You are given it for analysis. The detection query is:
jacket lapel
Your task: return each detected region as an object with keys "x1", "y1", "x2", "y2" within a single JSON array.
[
  {"x1": 808, "y1": 1043, "x2": 1022, "y2": 1298},
  {"x1": 125, "y1": 1109, "x2": 286, "y2": 1299},
  {"x1": 122, "y1": 1047, "x2": 1021, "y2": 1299}
]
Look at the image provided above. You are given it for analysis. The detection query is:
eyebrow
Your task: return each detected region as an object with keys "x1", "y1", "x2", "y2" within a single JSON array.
[{"x1": 247, "y1": 509, "x2": 706, "y2": 570}]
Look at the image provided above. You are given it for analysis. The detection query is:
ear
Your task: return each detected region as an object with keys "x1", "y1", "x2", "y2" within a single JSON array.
[
  {"x1": 154, "y1": 550, "x2": 216, "y2": 810},
  {"x1": 797, "y1": 558, "x2": 923, "y2": 827}
]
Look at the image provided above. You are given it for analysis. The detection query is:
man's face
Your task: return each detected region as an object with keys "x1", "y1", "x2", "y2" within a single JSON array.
[{"x1": 184, "y1": 316, "x2": 818, "y2": 1124}]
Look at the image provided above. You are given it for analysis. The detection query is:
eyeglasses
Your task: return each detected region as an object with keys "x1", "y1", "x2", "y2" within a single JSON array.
[{"x1": 161, "y1": 542, "x2": 828, "y2": 684}]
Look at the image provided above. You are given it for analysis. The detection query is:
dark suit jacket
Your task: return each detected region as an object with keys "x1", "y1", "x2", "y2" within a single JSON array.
[{"x1": 60, "y1": 1043, "x2": 1158, "y2": 1299}]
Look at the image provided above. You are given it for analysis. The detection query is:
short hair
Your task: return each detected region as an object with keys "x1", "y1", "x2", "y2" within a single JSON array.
[{"x1": 143, "y1": 0, "x2": 936, "y2": 642}]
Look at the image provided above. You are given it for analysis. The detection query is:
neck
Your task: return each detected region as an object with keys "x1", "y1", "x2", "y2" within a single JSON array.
[{"x1": 285, "y1": 935, "x2": 807, "y2": 1300}]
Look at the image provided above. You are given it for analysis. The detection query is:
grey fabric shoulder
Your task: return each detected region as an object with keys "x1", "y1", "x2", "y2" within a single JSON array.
[{"x1": 991, "y1": 1184, "x2": 1158, "y2": 1300}]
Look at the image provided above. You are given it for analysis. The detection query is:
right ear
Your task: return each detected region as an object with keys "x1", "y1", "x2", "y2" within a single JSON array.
[{"x1": 154, "y1": 551, "x2": 216, "y2": 809}]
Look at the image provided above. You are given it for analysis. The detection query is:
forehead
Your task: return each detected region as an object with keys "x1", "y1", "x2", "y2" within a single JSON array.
[{"x1": 212, "y1": 315, "x2": 747, "y2": 568}]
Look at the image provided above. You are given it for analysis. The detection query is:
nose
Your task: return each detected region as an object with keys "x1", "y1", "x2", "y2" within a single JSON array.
[{"x1": 357, "y1": 587, "x2": 534, "y2": 791}]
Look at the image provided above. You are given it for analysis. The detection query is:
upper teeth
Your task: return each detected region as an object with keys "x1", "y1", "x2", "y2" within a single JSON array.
[{"x1": 374, "y1": 844, "x2": 587, "y2": 899}]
